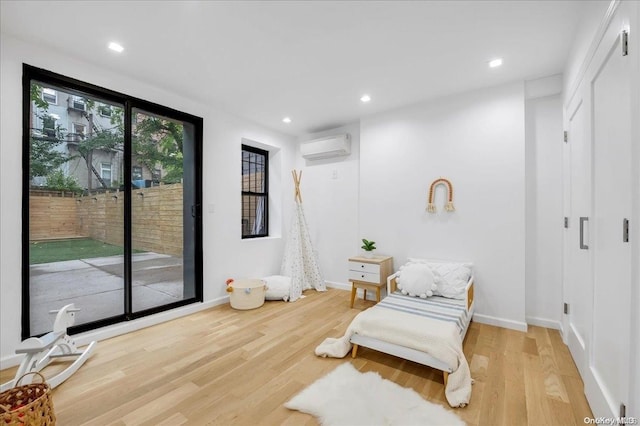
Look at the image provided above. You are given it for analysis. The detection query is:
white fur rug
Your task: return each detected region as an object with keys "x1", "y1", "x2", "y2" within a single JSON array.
[{"x1": 285, "y1": 363, "x2": 465, "y2": 426}]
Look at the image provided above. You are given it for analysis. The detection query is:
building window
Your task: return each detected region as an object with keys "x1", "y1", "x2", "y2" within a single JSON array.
[
  {"x1": 241, "y1": 145, "x2": 268, "y2": 238},
  {"x1": 132, "y1": 166, "x2": 143, "y2": 180},
  {"x1": 42, "y1": 114, "x2": 56, "y2": 137},
  {"x1": 98, "y1": 104, "x2": 112, "y2": 117},
  {"x1": 72, "y1": 123, "x2": 85, "y2": 138},
  {"x1": 101, "y1": 162, "x2": 112, "y2": 182},
  {"x1": 42, "y1": 88, "x2": 57, "y2": 104},
  {"x1": 69, "y1": 95, "x2": 85, "y2": 111}
]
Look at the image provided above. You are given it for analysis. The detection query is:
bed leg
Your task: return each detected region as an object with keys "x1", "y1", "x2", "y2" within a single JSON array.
[
  {"x1": 443, "y1": 371, "x2": 449, "y2": 387},
  {"x1": 351, "y1": 344, "x2": 359, "y2": 359}
]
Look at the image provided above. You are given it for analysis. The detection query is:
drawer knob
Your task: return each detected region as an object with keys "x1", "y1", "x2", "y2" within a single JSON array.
[
  {"x1": 361, "y1": 275, "x2": 365, "y2": 278},
  {"x1": 361, "y1": 265, "x2": 364, "y2": 268}
]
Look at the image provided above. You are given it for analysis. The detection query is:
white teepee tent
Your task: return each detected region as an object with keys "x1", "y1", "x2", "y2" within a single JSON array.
[{"x1": 281, "y1": 170, "x2": 326, "y2": 302}]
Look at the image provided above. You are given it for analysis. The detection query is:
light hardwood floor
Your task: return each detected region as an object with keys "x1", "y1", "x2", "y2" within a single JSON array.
[{"x1": 1, "y1": 288, "x2": 593, "y2": 425}]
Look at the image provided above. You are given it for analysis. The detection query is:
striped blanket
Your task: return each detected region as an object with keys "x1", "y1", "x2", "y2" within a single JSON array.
[{"x1": 378, "y1": 292, "x2": 470, "y2": 336}]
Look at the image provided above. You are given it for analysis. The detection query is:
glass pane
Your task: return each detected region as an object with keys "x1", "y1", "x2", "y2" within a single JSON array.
[
  {"x1": 242, "y1": 195, "x2": 267, "y2": 237},
  {"x1": 29, "y1": 81, "x2": 125, "y2": 335},
  {"x1": 131, "y1": 108, "x2": 195, "y2": 312},
  {"x1": 241, "y1": 149, "x2": 266, "y2": 194}
]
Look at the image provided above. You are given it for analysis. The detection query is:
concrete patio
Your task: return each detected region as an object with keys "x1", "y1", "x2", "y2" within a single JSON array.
[{"x1": 29, "y1": 252, "x2": 184, "y2": 335}]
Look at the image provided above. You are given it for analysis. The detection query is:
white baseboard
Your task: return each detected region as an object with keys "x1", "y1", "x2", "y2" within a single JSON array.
[
  {"x1": 327, "y1": 283, "x2": 529, "y2": 330},
  {"x1": 585, "y1": 364, "x2": 618, "y2": 419},
  {"x1": 473, "y1": 313, "x2": 528, "y2": 332},
  {"x1": 325, "y1": 281, "x2": 350, "y2": 291},
  {"x1": 0, "y1": 354, "x2": 22, "y2": 370},
  {"x1": 0, "y1": 296, "x2": 230, "y2": 369},
  {"x1": 325, "y1": 281, "x2": 386, "y2": 301},
  {"x1": 526, "y1": 316, "x2": 562, "y2": 331}
]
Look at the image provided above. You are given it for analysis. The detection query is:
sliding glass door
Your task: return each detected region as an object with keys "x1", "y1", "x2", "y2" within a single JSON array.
[
  {"x1": 130, "y1": 108, "x2": 198, "y2": 312},
  {"x1": 27, "y1": 83, "x2": 127, "y2": 335},
  {"x1": 23, "y1": 65, "x2": 202, "y2": 338}
]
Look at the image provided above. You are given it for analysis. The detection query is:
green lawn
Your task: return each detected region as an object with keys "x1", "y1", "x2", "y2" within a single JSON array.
[{"x1": 30, "y1": 238, "x2": 140, "y2": 264}]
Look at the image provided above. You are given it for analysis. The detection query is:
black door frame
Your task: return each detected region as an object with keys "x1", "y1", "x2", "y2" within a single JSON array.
[{"x1": 22, "y1": 64, "x2": 203, "y2": 338}]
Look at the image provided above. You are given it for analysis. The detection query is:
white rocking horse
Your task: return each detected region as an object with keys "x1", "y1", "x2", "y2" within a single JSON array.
[{"x1": 0, "y1": 304, "x2": 97, "y2": 391}]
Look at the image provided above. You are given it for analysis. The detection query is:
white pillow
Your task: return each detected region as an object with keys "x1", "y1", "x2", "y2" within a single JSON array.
[
  {"x1": 407, "y1": 258, "x2": 472, "y2": 299},
  {"x1": 263, "y1": 275, "x2": 291, "y2": 301},
  {"x1": 396, "y1": 263, "x2": 437, "y2": 298}
]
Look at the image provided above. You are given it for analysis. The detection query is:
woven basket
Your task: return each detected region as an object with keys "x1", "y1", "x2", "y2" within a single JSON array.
[{"x1": 0, "y1": 372, "x2": 56, "y2": 425}]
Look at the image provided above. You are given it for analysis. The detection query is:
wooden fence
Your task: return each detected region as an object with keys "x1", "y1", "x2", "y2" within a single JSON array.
[
  {"x1": 29, "y1": 183, "x2": 184, "y2": 256},
  {"x1": 29, "y1": 196, "x2": 79, "y2": 240}
]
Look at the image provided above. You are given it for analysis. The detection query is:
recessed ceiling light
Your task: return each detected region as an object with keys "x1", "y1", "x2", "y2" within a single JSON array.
[
  {"x1": 360, "y1": 94, "x2": 371, "y2": 103},
  {"x1": 489, "y1": 58, "x2": 503, "y2": 68},
  {"x1": 282, "y1": 117, "x2": 292, "y2": 124},
  {"x1": 108, "y1": 42, "x2": 124, "y2": 53}
]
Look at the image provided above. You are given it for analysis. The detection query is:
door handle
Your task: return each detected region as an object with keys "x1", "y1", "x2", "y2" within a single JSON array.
[{"x1": 579, "y1": 217, "x2": 589, "y2": 250}]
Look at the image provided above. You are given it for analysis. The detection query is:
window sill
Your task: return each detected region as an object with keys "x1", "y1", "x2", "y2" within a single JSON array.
[{"x1": 241, "y1": 235, "x2": 282, "y2": 242}]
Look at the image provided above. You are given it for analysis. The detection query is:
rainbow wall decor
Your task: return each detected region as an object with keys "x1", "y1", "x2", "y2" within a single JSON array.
[{"x1": 427, "y1": 178, "x2": 455, "y2": 213}]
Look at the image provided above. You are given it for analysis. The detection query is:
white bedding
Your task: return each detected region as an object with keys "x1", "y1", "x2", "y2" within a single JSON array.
[{"x1": 315, "y1": 304, "x2": 472, "y2": 408}]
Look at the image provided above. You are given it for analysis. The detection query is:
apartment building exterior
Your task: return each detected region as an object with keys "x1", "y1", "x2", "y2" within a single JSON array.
[{"x1": 31, "y1": 85, "x2": 162, "y2": 192}]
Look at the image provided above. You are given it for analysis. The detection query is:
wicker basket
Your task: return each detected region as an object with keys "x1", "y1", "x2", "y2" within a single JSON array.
[
  {"x1": 229, "y1": 279, "x2": 266, "y2": 310},
  {"x1": 0, "y1": 372, "x2": 56, "y2": 425}
]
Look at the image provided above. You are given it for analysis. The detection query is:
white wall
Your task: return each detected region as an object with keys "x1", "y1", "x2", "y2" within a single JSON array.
[
  {"x1": 295, "y1": 123, "x2": 360, "y2": 288},
  {"x1": 358, "y1": 82, "x2": 527, "y2": 330},
  {"x1": 0, "y1": 35, "x2": 296, "y2": 363},
  {"x1": 524, "y1": 90, "x2": 563, "y2": 330},
  {"x1": 301, "y1": 81, "x2": 563, "y2": 328}
]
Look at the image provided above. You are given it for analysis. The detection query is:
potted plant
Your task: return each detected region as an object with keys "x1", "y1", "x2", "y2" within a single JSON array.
[{"x1": 361, "y1": 238, "x2": 376, "y2": 258}]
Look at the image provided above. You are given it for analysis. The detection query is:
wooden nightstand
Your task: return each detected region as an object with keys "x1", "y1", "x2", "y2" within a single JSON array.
[{"x1": 348, "y1": 255, "x2": 394, "y2": 308}]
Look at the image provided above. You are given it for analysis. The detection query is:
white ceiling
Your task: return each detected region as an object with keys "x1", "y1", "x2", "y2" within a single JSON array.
[{"x1": 1, "y1": 1, "x2": 585, "y2": 136}]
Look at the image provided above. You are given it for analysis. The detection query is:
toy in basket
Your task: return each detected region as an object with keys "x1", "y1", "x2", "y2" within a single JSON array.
[
  {"x1": 0, "y1": 372, "x2": 55, "y2": 426},
  {"x1": 0, "y1": 304, "x2": 97, "y2": 393}
]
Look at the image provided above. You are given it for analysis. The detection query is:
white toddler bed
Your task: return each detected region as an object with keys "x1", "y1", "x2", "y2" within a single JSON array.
[
  {"x1": 350, "y1": 273, "x2": 474, "y2": 381},
  {"x1": 315, "y1": 260, "x2": 475, "y2": 407}
]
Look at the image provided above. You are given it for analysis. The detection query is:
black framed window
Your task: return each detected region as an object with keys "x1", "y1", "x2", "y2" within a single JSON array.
[
  {"x1": 22, "y1": 64, "x2": 203, "y2": 338},
  {"x1": 241, "y1": 145, "x2": 268, "y2": 238}
]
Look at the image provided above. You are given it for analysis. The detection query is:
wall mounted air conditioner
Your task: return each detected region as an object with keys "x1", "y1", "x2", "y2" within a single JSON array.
[{"x1": 300, "y1": 134, "x2": 351, "y2": 160}]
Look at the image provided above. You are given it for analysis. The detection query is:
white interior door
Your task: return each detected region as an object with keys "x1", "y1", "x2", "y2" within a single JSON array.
[
  {"x1": 588, "y1": 33, "x2": 632, "y2": 417},
  {"x1": 564, "y1": 97, "x2": 592, "y2": 379}
]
